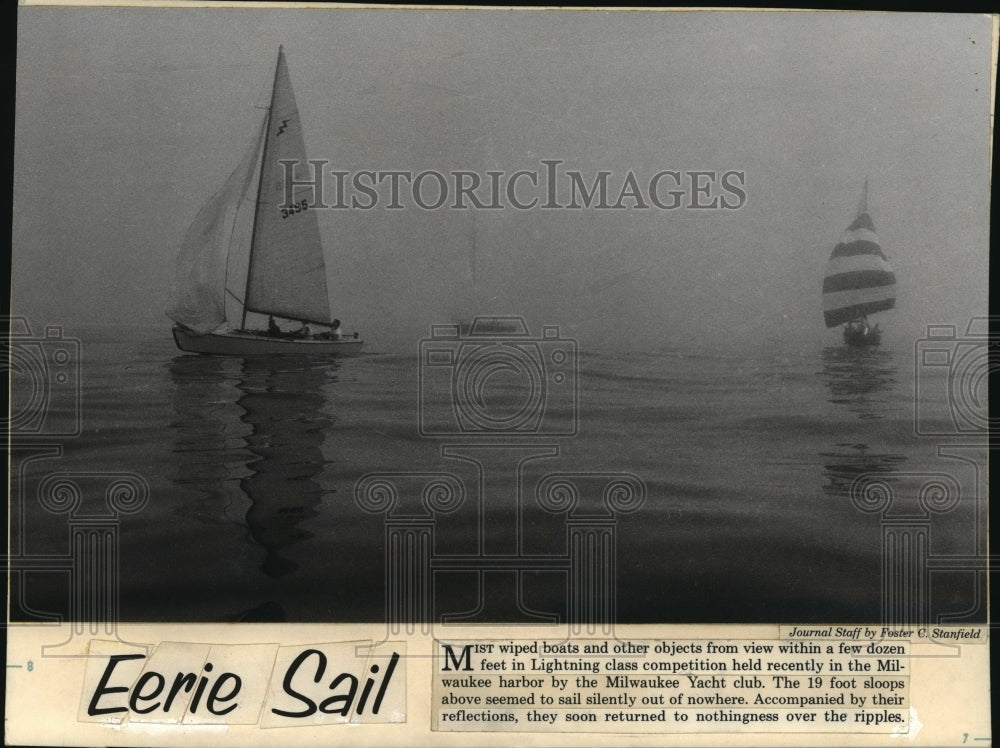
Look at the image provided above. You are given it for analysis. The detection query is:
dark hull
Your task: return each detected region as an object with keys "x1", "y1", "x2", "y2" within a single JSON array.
[{"x1": 842, "y1": 325, "x2": 881, "y2": 347}]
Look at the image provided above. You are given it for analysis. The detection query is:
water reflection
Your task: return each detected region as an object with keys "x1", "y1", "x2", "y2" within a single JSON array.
[
  {"x1": 236, "y1": 356, "x2": 337, "y2": 578},
  {"x1": 820, "y1": 442, "x2": 908, "y2": 499},
  {"x1": 820, "y1": 346, "x2": 898, "y2": 421},
  {"x1": 168, "y1": 355, "x2": 248, "y2": 512},
  {"x1": 168, "y1": 354, "x2": 337, "y2": 614},
  {"x1": 819, "y1": 346, "x2": 905, "y2": 499}
]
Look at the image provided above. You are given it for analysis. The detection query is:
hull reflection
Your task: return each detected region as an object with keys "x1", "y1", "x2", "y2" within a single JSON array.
[{"x1": 818, "y1": 346, "x2": 905, "y2": 499}]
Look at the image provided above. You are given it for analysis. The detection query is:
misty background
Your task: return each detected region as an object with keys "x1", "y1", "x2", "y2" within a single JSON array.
[{"x1": 12, "y1": 8, "x2": 992, "y2": 354}]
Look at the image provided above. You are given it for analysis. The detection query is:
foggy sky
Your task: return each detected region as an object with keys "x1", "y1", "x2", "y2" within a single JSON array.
[{"x1": 12, "y1": 7, "x2": 994, "y2": 354}]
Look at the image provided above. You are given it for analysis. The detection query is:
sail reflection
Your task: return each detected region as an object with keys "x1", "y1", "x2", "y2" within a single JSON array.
[
  {"x1": 819, "y1": 346, "x2": 905, "y2": 500},
  {"x1": 168, "y1": 355, "x2": 248, "y2": 512},
  {"x1": 168, "y1": 354, "x2": 338, "y2": 605},
  {"x1": 235, "y1": 356, "x2": 337, "y2": 578}
]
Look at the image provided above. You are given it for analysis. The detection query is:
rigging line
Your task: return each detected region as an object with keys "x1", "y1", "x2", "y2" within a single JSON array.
[{"x1": 223, "y1": 112, "x2": 268, "y2": 319}]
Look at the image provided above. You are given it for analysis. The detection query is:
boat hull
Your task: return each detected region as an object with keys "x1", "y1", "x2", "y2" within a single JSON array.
[
  {"x1": 173, "y1": 325, "x2": 364, "y2": 356},
  {"x1": 842, "y1": 325, "x2": 881, "y2": 347}
]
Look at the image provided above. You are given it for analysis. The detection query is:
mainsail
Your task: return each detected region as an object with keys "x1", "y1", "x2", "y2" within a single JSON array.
[
  {"x1": 243, "y1": 47, "x2": 332, "y2": 326},
  {"x1": 822, "y1": 184, "x2": 896, "y2": 328},
  {"x1": 169, "y1": 48, "x2": 332, "y2": 333},
  {"x1": 167, "y1": 117, "x2": 265, "y2": 334}
]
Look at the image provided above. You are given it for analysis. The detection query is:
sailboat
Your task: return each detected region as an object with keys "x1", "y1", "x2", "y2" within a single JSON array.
[
  {"x1": 168, "y1": 47, "x2": 363, "y2": 356},
  {"x1": 821, "y1": 179, "x2": 896, "y2": 347}
]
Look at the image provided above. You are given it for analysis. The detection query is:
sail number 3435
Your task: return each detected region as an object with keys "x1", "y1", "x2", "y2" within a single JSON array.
[{"x1": 280, "y1": 200, "x2": 309, "y2": 219}]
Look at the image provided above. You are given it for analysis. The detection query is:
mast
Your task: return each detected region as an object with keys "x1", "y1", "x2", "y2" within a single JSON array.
[
  {"x1": 854, "y1": 177, "x2": 869, "y2": 328},
  {"x1": 241, "y1": 46, "x2": 283, "y2": 331}
]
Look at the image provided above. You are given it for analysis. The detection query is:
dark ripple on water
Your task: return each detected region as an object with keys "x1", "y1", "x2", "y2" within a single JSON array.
[{"x1": 7, "y1": 332, "x2": 986, "y2": 623}]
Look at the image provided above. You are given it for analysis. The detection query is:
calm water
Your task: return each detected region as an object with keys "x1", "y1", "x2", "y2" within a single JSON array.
[{"x1": 9, "y1": 326, "x2": 987, "y2": 623}]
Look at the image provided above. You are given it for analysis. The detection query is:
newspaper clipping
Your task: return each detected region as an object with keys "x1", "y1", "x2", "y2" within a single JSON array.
[{"x1": 5, "y1": 3, "x2": 994, "y2": 747}]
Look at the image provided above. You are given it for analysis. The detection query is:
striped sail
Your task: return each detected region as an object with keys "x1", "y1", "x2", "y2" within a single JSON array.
[{"x1": 822, "y1": 209, "x2": 896, "y2": 328}]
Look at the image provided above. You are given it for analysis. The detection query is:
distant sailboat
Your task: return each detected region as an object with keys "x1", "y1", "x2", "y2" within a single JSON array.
[
  {"x1": 822, "y1": 179, "x2": 896, "y2": 347},
  {"x1": 168, "y1": 47, "x2": 363, "y2": 356}
]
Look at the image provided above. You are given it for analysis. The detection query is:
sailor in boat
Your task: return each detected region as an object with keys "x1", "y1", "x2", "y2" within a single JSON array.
[
  {"x1": 846, "y1": 317, "x2": 870, "y2": 337},
  {"x1": 860, "y1": 316, "x2": 878, "y2": 337},
  {"x1": 267, "y1": 315, "x2": 280, "y2": 336},
  {"x1": 312, "y1": 319, "x2": 341, "y2": 340}
]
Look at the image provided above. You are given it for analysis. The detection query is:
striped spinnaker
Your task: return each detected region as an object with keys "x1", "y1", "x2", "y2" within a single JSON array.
[{"x1": 822, "y1": 212, "x2": 896, "y2": 328}]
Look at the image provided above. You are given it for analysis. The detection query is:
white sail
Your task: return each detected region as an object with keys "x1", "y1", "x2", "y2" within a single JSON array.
[
  {"x1": 167, "y1": 117, "x2": 265, "y2": 334},
  {"x1": 244, "y1": 48, "x2": 332, "y2": 325}
]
